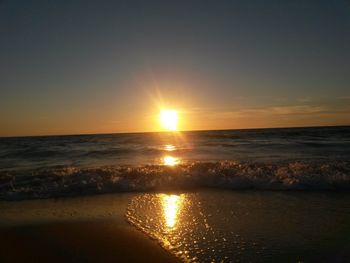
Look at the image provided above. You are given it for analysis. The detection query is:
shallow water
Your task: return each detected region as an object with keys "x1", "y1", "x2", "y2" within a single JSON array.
[{"x1": 126, "y1": 190, "x2": 350, "y2": 263}]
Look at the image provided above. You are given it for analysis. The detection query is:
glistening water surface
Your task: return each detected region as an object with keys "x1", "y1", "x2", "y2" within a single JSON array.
[{"x1": 126, "y1": 190, "x2": 350, "y2": 263}]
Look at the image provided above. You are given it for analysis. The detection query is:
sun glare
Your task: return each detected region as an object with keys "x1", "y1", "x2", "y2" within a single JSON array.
[
  {"x1": 160, "y1": 109, "x2": 178, "y2": 131},
  {"x1": 163, "y1": 156, "x2": 180, "y2": 166}
]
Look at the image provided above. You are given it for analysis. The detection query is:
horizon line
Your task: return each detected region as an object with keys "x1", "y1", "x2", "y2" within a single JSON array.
[{"x1": 1, "y1": 124, "x2": 349, "y2": 139}]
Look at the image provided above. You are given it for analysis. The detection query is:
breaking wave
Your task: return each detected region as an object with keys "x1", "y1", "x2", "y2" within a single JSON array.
[{"x1": 1, "y1": 160, "x2": 349, "y2": 200}]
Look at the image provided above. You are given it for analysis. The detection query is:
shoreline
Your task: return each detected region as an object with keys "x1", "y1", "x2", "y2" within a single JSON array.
[{"x1": 1, "y1": 190, "x2": 349, "y2": 262}]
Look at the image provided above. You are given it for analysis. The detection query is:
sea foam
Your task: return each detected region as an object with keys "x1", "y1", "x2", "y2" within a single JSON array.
[{"x1": 1, "y1": 160, "x2": 349, "y2": 200}]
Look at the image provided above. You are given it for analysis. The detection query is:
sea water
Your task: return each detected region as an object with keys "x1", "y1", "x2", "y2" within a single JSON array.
[{"x1": 0, "y1": 126, "x2": 349, "y2": 200}]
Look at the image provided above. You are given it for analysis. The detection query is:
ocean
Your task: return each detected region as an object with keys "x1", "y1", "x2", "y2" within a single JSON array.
[
  {"x1": 1, "y1": 126, "x2": 350, "y2": 262},
  {"x1": 0, "y1": 126, "x2": 349, "y2": 200}
]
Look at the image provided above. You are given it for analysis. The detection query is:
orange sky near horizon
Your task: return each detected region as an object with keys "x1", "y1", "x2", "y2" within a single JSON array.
[{"x1": 1, "y1": 100, "x2": 349, "y2": 137}]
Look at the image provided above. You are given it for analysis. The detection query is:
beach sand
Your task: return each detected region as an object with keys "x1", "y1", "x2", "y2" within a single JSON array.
[
  {"x1": 0, "y1": 221, "x2": 179, "y2": 263},
  {"x1": 0, "y1": 193, "x2": 179, "y2": 263}
]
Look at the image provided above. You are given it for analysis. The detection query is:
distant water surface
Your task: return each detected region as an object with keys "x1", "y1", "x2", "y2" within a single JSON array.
[
  {"x1": 0, "y1": 126, "x2": 349, "y2": 200},
  {"x1": 1, "y1": 126, "x2": 350, "y2": 170}
]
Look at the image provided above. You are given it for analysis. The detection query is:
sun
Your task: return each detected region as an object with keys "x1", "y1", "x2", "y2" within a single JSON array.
[{"x1": 160, "y1": 109, "x2": 178, "y2": 131}]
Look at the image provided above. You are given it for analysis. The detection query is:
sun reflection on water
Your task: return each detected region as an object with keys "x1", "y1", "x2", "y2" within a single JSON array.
[
  {"x1": 163, "y1": 156, "x2": 180, "y2": 166},
  {"x1": 164, "y1": 144, "x2": 176, "y2": 151},
  {"x1": 160, "y1": 194, "x2": 184, "y2": 229}
]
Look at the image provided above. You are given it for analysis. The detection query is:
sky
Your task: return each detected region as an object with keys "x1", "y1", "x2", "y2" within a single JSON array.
[{"x1": 1, "y1": 0, "x2": 350, "y2": 136}]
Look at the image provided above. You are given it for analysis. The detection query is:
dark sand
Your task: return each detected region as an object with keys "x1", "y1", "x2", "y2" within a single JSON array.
[
  {"x1": 0, "y1": 221, "x2": 179, "y2": 263},
  {"x1": 0, "y1": 193, "x2": 179, "y2": 263}
]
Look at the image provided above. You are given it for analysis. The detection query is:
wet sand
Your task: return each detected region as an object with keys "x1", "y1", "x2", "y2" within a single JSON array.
[
  {"x1": 0, "y1": 193, "x2": 179, "y2": 263},
  {"x1": 0, "y1": 221, "x2": 179, "y2": 263}
]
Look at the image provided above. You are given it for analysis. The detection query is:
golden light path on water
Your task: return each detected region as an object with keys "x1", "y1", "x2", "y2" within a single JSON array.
[
  {"x1": 160, "y1": 194, "x2": 184, "y2": 229},
  {"x1": 162, "y1": 143, "x2": 180, "y2": 166},
  {"x1": 164, "y1": 144, "x2": 176, "y2": 151},
  {"x1": 162, "y1": 156, "x2": 180, "y2": 166}
]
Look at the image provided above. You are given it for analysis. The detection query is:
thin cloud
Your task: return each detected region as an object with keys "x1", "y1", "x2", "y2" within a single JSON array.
[
  {"x1": 269, "y1": 105, "x2": 326, "y2": 115},
  {"x1": 199, "y1": 105, "x2": 330, "y2": 118}
]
